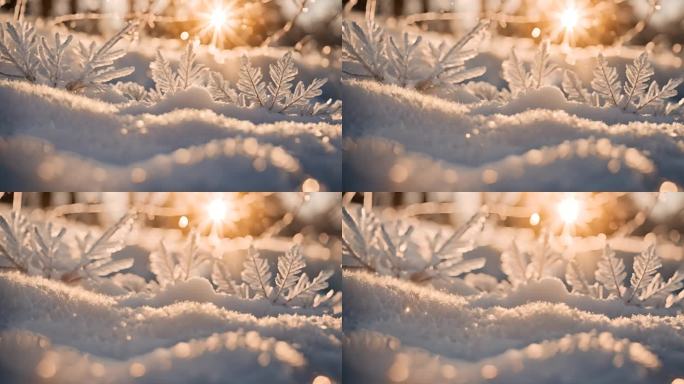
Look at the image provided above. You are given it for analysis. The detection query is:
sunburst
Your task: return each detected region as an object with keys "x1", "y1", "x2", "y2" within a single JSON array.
[{"x1": 550, "y1": 0, "x2": 592, "y2": 47}]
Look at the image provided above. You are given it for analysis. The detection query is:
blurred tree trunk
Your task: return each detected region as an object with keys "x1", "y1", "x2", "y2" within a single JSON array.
[
  {"x1": 392, "y1": 0, "x2": 401, "y2": 16},
  {"x1": 41, "y1": 0, "x2": 51, "y2": 17}
]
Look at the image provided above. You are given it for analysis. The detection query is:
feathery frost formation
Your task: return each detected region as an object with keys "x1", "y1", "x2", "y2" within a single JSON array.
[
  {"x1": 501, "y1": 233, "x2": 563, "y2": 286},
  {"x1": 499, "y1": 43, "x2": 683, "y2": 117},
  {"x1": 0, "y1": 210, "x2": 135, "y2": 282},
  {"x1": 211, "y1": 245, "x2": 339, "y2": 309},
  {"x1": 343, "y1": 17, "x2": 489, "y2": 92},
  {"x1": 565, "y1": 51, "x2": 683, "y2": 115},
  {"x1": 148, "y1": 47, "x2": 340, "y2": 117},
  {"x1": 0, "y1": 21, "x2": 135, "y2": 92},
  {"x1": 573, "y1": 243, "x2": 684, "y2": 307},
  {"x1": 342, "y1": 206, "x2": 487, "y2": 283},
  {"x1": 149, "y1": 231, "x2": 211, "y2": 287},
  {"x1": 502, "y1": 40, "x2": 558, "y2": 96}
]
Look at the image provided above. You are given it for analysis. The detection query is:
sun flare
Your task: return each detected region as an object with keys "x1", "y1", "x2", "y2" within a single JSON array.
[
  {"x1": 557, "y1": 195, "x2": 581, "y2": 225},
  {"x1": 561, "y1": 6, "x2": 579, "y2": 32},
  {"x1": 550, "y1": 0, "x2": 591, "y2": 47},
  {"x1": 197, "y1": 0, "x2": 240, "y2": 50},
  {"x1": 209, "y1": 7, "x2": 227, "y2": 29},
  {"x1": 206, "y1": 197, "x2": 229, "y2": 224}
]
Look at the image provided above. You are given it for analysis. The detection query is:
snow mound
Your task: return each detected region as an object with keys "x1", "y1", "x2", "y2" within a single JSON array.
[
  {"x1": 0, "y1": 272, "x2": 341, "y2": 383},
  {"x1": 343, "y1": 72, "x2": 684, "y2": 190},
  {"x1": 344, "y1": 135, "x2": 658, "y2": 190},
  {"x1": 0, "y1": 45, "x2": 341, "y2": 191},
  {"x1": 343, "y1": 270, "x2": 684, "y2": 383}
]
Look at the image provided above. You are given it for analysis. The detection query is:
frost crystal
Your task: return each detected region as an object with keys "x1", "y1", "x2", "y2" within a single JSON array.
[
  {"x1": 563, "y1": 50, "x2": 683, "y2": 116},
  {"x1": 343, "y1": 18, "x2": 489, "y2": 92},
  {"x1": 0, "y1": 21, "x2": 39, "y2": 82},
  {"x1": 503, "y1": 40, "x2": 558, "y2": 96},
  {"x1": 501, "y1": 233, "x2": 562, "y2": 286},
  {"x1": 0, "y1": 211, "x2": 136, "y2": 283},
  {"x1": 595, "y1": 243, "x2": 627, "y2": 299},
  {"x1": 149, "y1": 231, "x2": 210, "y2": 287},
  {"x1": 65, "y1": 22, "x2": 137, "y2": 92},
  {"x1": 342, "y1": 206, "x2": 487, "y2": 284},
  {"x1": 590, "y1": 242, "x2": 684, "y2": 307},
  {"x1": 211, "y1": 244, "x2": 337, "y2": 309},
  {"x1": 37, "y1": 32, "x2": 72, "y2": 87},
  {"x1": 236, "y1": 52, "x2": 335, "y2": 116},
  {"x1": 149, "y1": 43, "x2": 206, "y2": 98}
]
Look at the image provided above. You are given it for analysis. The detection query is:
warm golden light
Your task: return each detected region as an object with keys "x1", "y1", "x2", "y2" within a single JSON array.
[
  {"x1": 207, "y1": 197, "x2": 229, "y2": 223},
  {"x1": 209, "y1": 6, "x2": 227, "y2": 28},
  {"x1": 530, "y1": 212, "x2": 541, "y2": 226},
  {"x1": 557, "y1": 195, "x2": 581, "y2": 225},
  {"x1": 551, "y1": 0, "x2": 591, "y2": 47},
  {"x1": 197, "y1": 0, "x2": 239, "y2": 51},
  {"x1": 561, "y1": 6, "x2": 579, "y2": 32}
]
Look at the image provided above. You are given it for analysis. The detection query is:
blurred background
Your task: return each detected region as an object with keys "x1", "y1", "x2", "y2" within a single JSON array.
[
  {"x1": 344, "y1": 192, "x2": 684, "y2": 284},
  {"x1": 343, "y1": 0, "x2": 684, "y2": 50},
  {"x1": 0, "y1": 192, "x2": 342, "y2": 293},
  {"x1": 0, "y1": 0, "x2": 341, "y2": 48}
]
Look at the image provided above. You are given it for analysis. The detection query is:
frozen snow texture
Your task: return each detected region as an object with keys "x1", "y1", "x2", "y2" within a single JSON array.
[
  {"x1": 343, "y1": 270, "x2": 684, "y2": 383},
  {"x1": 343, "y1": 77, "x2": 684, "y2": 190},
  {"x1": 343, "y1": 27, "x2": 684, "y2": 190},
  {"x1": 0, "y1": 75, "x2": 340, "y2": 190},
  {"x1": 0, "y1": 271, "x2": 341, "y2": 383},
  {"x1": 0, "y1": 21, "x2": 340, "y2": 190}
]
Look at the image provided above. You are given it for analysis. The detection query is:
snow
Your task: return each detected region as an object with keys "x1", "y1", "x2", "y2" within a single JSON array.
[
  {"x1": 0, "y1": 204, "x2": 342, "y2": 383},
  {"x1": 0, "y1": 270, "x2": 341, "y2": 383},
  {"x1": 0, "y1": 23, "x2": 341, "y2": 190},
  {"x1": 342, "y1": 31, "x2": 684, "y2": 190},
  {"x1": 343, "y1": 270, "x2": 684, "y2": 383}
]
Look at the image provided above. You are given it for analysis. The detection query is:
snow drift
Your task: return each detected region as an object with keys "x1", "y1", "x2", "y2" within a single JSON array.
[
  {"x1": 0, "y1": 271, "x2": 341, "y2": 383},
  {"x1": 343, "y1": 270, "x2": 684, "y2": 383}
]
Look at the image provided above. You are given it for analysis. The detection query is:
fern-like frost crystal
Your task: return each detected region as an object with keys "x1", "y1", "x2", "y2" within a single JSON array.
[
  {"x1": 503, "y1": 40, "x2": 557, "y2": 96},
  {"x1": 1, "y1": 211, "x2": 136, "y2": 283},
  {"x1": 343, "y1": 206, "x2": 487, "y2": 284},
  {"x1": 149, "y1": 231, "x2": 210, "y2": 287},
  {"x1": 66, "y1": 22, "x2": 137, "y2": 92},
  {"x1": 343, "y1": 18, "x2": 488, "y2": 92},
  {"x1": 211, "y1": 244, "x2": 337, "y2": 309}
]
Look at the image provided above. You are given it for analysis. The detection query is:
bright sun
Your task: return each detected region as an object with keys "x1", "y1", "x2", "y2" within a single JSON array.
[
  {"x1": 207, "y1": 197, "x2": 228, "y2": 223},
  {"x1": 561, "y1": 6, "x2": 579, "y2": 31},
  {"x1": 557, "y1": 195, "x2": 581, "y2": 225},
  {"x1": 196, "y1": 0, "x2": 240, "y2": 51},
  {"x1": 550, "y1": 0, "x2": 591, "y2": 47},
  {"x1": 209, "y1": 7, "x2": 227, "y2": 28}
]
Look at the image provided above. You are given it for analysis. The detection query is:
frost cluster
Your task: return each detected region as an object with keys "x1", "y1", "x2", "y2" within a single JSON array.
[
  {"x1": 0, "y1": 211, "x2": 135, "y2": 283},
  {"x1": 342, "y1": 206, "x2": 487, "y2": 283},
  {"x1": 0, "y1": 21, "x2": 135, "y2": 92},
  {"x1": 343, "y1": 17, "x2": 489, "y2": 92}
]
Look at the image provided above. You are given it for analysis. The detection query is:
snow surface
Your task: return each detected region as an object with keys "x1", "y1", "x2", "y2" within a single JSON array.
[
  {"x1": 343, "y1": 270, "x2": 684, "y2": 383},
  {"x1": 0, "y1": 25, "x2": 341, "y2": 190},
  {"x1": 342, "y1": 32, "x2": 684, "y2": 191},
  {"x1": 0, "y1": 207, "x2": 342, "y2": 383},
  {"x1": 0, "y1": 272, "x2": 341, "y2": 383}
]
